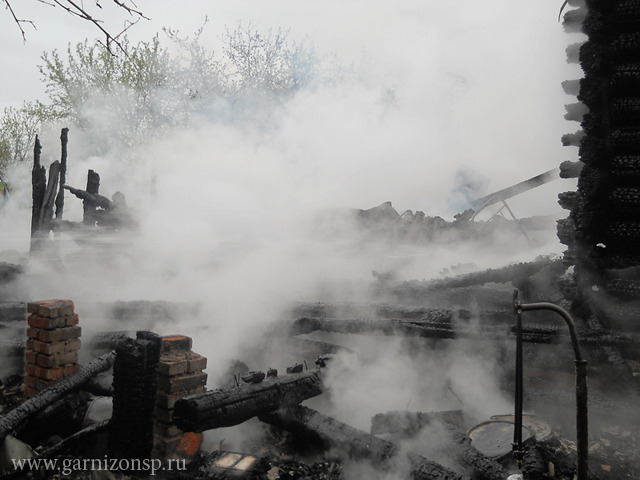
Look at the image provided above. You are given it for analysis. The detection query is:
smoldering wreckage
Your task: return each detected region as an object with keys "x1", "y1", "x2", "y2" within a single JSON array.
[{"x1": 1, "y1": 1, "x2": 640, "y2": 479}]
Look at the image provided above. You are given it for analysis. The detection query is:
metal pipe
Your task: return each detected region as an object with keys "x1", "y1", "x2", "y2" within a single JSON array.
[
  {"x1": 512, "y1": 292, "x2": 524, "y2": 466},
  {"x1": 513, "y1": 289, "x2": 588, "y2": 479}
]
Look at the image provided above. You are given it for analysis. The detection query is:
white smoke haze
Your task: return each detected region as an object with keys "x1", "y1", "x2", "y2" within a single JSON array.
[{"x1": 0, "y1": 1, "x2": 581, "y2": 476}]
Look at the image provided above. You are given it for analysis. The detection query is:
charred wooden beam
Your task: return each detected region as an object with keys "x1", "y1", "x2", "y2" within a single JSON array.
[
  {"x1": 173, "y1": 370, "x2": 323, "y2": 432},
  {"x1": 39, "y1": 161, "x2": 61, "y2": 231},
  {"x1": 108, "y1": 332, "x2": 161, "y2": 460},
  {"x1": 0, "y1": 351, "x2": 116, "y2": 442},
  {"x1": 30, "y1": 136, "x2": 46, "y2": 252},
  {"x1": 470, "y1": 169, "x2": 559, "y2": 210},
  {"x1": 55, "y1": 128, "x2": 69, "y2": 220},
  {"x1": 64, "y1": 184, "x2": 112, "y2": 210},
  {"x1": 260, "y1": 405, "x2": 469, "y2": 480},
  {"x1": 83, "y1": 169, "x2": 100, "y2": 226}
]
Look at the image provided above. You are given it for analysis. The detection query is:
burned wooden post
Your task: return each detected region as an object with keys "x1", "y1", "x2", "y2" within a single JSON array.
[
  {"x1": 39, "y1": 161, "x2": 61, "y2": 232},
  {"x1": 54, "y1": 128, "x2": 69, "y2": 220},
  {"x1": 30, "y1": 136, "x2": 46, "y2": 252},
  {"x1": 260, "y1": 405, "x2": 469, "y2": 480},
  {"x1": 108, "y1": 331, "x2": 161, "y2": 461},
  {"x1": 83, "y1": 169, "x2": 100, "y2": 226},
  {"x1": 173, "y1": 370, "x2": 323, "y2": 432}
]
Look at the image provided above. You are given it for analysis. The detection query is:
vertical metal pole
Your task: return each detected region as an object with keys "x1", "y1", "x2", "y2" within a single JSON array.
[
  {"x1": 512, "y1": 290, "x2": 524, "y2": 465},
  {"x1": 575, "y1": 359, "x2": 589, "y2": 480}
]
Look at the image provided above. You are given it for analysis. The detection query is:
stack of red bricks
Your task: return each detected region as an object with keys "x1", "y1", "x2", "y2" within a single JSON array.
[
  {"x1": 24, "y1": 299, "x2": 81, "y2": 399},
  {"x1": 153, "y1": 335, "x2": 207, "y2": 459}
]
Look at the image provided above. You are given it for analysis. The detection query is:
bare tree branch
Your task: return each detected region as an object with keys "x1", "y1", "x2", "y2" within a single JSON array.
[
  {"x1": 2, "y1": 0, "x2": 37, "y2": 42},
  {"x1": 4, "y1": 0, "x2": 147, "y2": 54}
]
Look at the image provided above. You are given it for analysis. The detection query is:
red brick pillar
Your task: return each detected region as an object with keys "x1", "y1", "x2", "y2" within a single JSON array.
[
  {"x1": 153, "y1": 335, "x2": 207, "y2": 460},
  {"x1": 24, "y1": 300, "x2": 81, "y2": 399}
]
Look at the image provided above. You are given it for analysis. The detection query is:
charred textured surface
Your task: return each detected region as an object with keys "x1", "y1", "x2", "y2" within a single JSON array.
[
  {"x1": 0, "y1": 351, "x2": 115, "y2": 442},
  {"x1": 83, "y1": 169, "x2": 100, "y2": 226},
  {"x1": 108, "y1": 332, "x2": 161, "y2": 460},
  {"x1": 260, "y1": 405, "x2": 469, "y2": 480},
  {"x1": 30, "y1": 137, "x2": 46, "y2": 251},
  {"x1": 55, "y1": 128, "x2": 69, "y2": 220},
  {"x1": 559, "y1": 0, "x2": 640, "y2": 336},
  {"x1": 173, "y1": 370, "x2": 323, "y2": 432}
]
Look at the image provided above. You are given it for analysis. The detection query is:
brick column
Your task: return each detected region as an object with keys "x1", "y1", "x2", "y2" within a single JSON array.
[
  {"x1": 153, "y1": 335, "x2": 207, "y2": 460},
  {"x1": 24, "y1": 300, "x2": 80, "y2": 399}
]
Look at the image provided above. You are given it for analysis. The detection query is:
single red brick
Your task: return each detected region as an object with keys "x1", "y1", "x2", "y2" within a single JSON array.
[
  {"x1": 161, "y1": 335, "x2": 192, "y2": 353},
  {"x1": 35, "y1": 351, "x2": 79, "y2": 368},
  {"x1": 156, "y1": 386, "x2": 205, "y2": 409},
  {"x1": 65, "y1": 314, "x2": 79, "y2": 326},
  {"x1": 25, "y1": 351, "x2": 37, "y2": 365},
  {"x1": 34, "y1": 299, "x2": 74, "y2": 318},
  {"x1": 186, "y1": 353, "x2": 207, "y2": 373},
  {"x1": 175, "y1": 432, "x2": 203, "y2": 459},
  {"x1": 27, "y1": 315, "x2": 65, "y2": 329},
  {"x1": 158, "y1": 356, "x2": 189, "y2": 377},
  {"x1": 157, "y1": 372, "x2": 207, "y2": 394},
  {"x1": 63, "y1": 364, "x2": 80, "y2": 376},
  {"x1": 27, "y1": 303, "x2": 39, "y2": 314}
]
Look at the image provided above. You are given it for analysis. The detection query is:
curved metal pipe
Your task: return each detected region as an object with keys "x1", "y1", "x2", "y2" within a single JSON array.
[{"x1": 512, "y1": 289, "x2": 588, "y2": 479}]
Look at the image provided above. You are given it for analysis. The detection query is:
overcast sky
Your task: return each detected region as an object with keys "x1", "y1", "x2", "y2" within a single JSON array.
[{"x1": 1, "y1": 1, "x2": 583, "y2": 216}]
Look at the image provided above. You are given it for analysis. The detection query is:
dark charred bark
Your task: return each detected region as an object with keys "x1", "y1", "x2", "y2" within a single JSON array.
[
  {"x1": 259, "y1": 405, "x2": 468, "y2": 480},
  {"x1": 64, "y1": 184, "x2": 112, "y2": 210},
  {"x1": 108, "y1": 332, "x2": 161, "y2": 461},
  {"x1": 83, "y1": 169, "x2": 100, "y2": 226},
  {"x1": 30, "y1": 136, "x2": 46, "y2": 252},
  {"x1": 173, "y1": 370, "x2": 323, "y2": 432},
  {"x1": 39, "y1": 161, "x2": 61, "y2": 232},
  {"x1": 0, "y1": 351, "x2": 116, "y2": 442},
  {"x1": 55, "y1": 128, "x2": 69, "y2": 220}
]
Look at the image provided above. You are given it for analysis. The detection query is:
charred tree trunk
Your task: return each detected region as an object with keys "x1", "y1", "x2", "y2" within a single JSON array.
[
  {"x1": 83, "y1": 169, "x2": 100, "y2": 226},
  {"x1": 0, "y1": 351, "x2": 116, "y2": 442},
  {"x1": 30, "y1": 137, "x2": 46, "y2": 252},
  {"x1": 39, "y1": 161, "x2": 61, "y2": 232},
  {"x1": 54, "y1": 128, "x2": 69, "y2": 220},
  {"x1": 260, "y1": 405, "x2": 468, "y2": 480},
  {"x1": 173, "y1": 370, "x2": 323, "y2": 432}
]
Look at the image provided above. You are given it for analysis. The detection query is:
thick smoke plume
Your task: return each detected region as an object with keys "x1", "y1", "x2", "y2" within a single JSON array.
[{"x1": 0, "y1": 2, "x2": 579, "y2": 476}]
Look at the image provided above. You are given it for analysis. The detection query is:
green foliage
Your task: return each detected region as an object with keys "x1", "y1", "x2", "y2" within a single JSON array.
[
  {"x1": 0, "y1": 22, "x2": 336, "y2": 167},
  {"x1": 0, "y1": 102, "x2": 49, "y2": 175}
]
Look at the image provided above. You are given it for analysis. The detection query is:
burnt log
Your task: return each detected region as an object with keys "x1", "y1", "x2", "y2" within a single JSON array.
[
  {"x1": 0, "y1": 351, "x2": 116, "y2": 442},
  {"x1": 83, "y1": 170, "x2": 100, "y2": 226},
  {"x1": 30, "y1": 136, "x2": 46, "y2": 252},
  {"x1": 173, "y1": 370, "x2": 323, "y2": 432},
  {"x1": 39, "y1": 161, "x2": 61, "y2": 231},
  {"x1": 260, "y1": 405, "x2": 468, "y2": 480},
  {"x1": 55, "y1": 128, "x2": 69, "y2": 220},
  {"x1": 63, "y1": 184, "x2": 112, "y2": 210}
]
